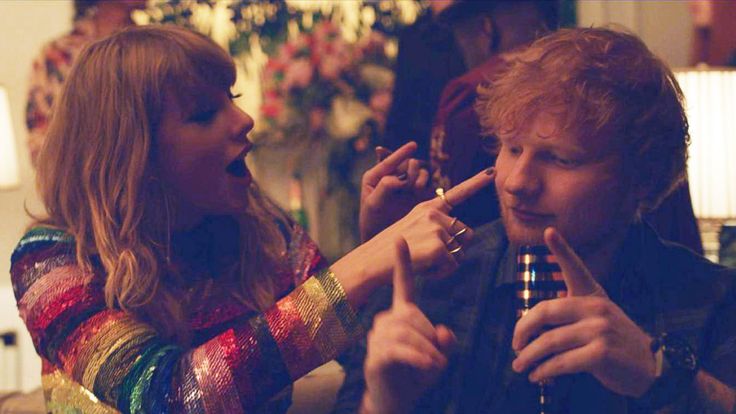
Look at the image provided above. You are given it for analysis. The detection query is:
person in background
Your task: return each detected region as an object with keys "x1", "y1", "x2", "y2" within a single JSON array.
[
  {"x1": 429, "y1": 0, "x2": 558, "y2": 227},
  {"x1": 380, "y1": 0, "x2": 466, "y2": 161},
  {"x1": 11, "y1": 25, "x2": 493, "y2": 412},
  {"x1": 337, "y1": 27, "x2": 736, "y2": 414},
  {"x1": 25, "y1": 0, "x2": 146, "y2": 166}
]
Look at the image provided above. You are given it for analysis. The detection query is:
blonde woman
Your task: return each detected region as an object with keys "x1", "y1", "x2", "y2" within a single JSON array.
[{"x1": 10, "y1": 25, "x2": 492, "y2": 412}]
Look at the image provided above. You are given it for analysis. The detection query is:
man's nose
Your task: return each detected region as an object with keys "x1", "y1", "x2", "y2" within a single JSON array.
[{"x1": 503, "y1": 155, "x2": 541, "y2": 199}]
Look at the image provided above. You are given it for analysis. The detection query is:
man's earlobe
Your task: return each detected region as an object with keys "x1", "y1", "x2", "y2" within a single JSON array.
[
  {"x1": 632, "y1": 185, "x2": 652, "y2": 215},
  {"x1": 634, "y1": 182, "x2": 653, "y2": 203}
]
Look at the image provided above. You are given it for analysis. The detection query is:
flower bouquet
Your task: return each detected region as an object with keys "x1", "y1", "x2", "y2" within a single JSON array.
[
  {"x1": 258, "y1": 19, "x2": 394, "y2": 146},
  {"x1": 258, "y1": 19, "x2": 395, "y2": 258}
]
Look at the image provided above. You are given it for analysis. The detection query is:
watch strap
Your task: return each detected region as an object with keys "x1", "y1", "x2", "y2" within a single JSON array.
[{"x1": 636, "y1": 333, "x2": 699, "y2": 410}]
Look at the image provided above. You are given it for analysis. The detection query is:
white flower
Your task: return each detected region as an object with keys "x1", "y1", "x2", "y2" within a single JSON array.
[
  {"x1": 210, "y1": 1, "x2": 237, "y2": 49},
  {"x1": 189, "y1": 1, "x2": 237, "y2": 49},
  {"x1": 359, "y1": 64, "x2": 394, "y2": 91},
  {"x1": 326, "y1": 96, "x2": 372, "y2": 141},
  {"x1": 282, "y1": 58, "x2": 314, "y2": 91}
]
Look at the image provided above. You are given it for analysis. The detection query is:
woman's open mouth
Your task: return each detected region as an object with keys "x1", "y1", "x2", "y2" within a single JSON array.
[
  {"x1": 226, "y1": 141, "x2": 253, "y2": 179},
  {"x1": 226, "y1": 157, "x2": 250, "y2": 179}
]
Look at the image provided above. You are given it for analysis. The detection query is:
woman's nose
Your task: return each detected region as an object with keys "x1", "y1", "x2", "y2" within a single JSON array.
[{"x1": 231, "y1": 106, "x2": 255, "y2": 141}]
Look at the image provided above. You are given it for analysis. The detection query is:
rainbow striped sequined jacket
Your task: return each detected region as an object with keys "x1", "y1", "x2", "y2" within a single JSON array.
[{"x1": 10, "y1": 226, "x2": 362, "y2": 413}]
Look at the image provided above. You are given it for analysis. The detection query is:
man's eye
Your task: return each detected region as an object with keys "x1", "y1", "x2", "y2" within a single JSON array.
[
  {"x1": 553, "y1": 155, "x2": 580, "y2": 167},
  {"x1": 188, "y1": 109, "x2": 217, "y2": 124},
  {"x1": 508, "y1": 146, "x2": 522, "y2": 156}
]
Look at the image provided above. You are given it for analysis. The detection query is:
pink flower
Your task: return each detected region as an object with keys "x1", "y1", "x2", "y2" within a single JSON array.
[
  {"x1": 265, "y1": 58, "x2": 286, "y2": 73},
  {"x1": 262, "y1": 95, "x2": 284, "y2": 120},
  {"x1": 319, "y1": 55, "x2": 343, "y2": 80},
  {"x1": 282, "y1": 58, "x2": 314, "y2": 91},
  {"x1": 309, "y1": 108, "x2": 327, "y2": 132},
  {"x1": 263, "y1": 61, "x2": 285, "y2": 89},
  {"x1": 314, "y1": 20, "x2": 339, "y2": 44},
  {"x1": 370, "y1": 90, "x2": 392, "y2": 115},
  {"x1": 288, "y1": 34, "x2": 311, "y2": 58},
  {"x1": 280, "y1": 43, "x2": 295, "y2": 61},
  {"x1": 262, "y1": 90, "x2": 284, "y2": 120},
  {"x1": 370, "y1": 90, "x2": 393, "y2": 131}
]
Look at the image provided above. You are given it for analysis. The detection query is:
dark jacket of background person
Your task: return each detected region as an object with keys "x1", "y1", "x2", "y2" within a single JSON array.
[
  {"x1": 380, "y1": 10, "x2": 466, "y2": 160},
  {"x1": 430, "y1": 55, "x2": 505, "y2": 228}
]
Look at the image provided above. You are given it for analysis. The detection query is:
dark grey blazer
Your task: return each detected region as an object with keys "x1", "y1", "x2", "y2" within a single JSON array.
[{"x1": 335, "y1": 220, "x2": 736, "y2": 413}]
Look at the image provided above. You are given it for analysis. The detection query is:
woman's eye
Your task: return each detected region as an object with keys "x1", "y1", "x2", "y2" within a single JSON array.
[
  {"x1": 188, "y1": 109, "x2": 217, "y2": 124},
  {"x1": 228, "y1": 92, "x2": 242, "y2": 100}
]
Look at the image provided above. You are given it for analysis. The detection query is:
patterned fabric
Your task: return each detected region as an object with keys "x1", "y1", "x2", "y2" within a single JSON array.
[
  {"x1": 335, "y1": 220, "x2": 736, "y2": 414},
  {"x1": 10, "y1": 226, "x2": 362, "y2": 413},
  {"x1": 25, "y1": 17, "x2": 97, "y2": 163}
]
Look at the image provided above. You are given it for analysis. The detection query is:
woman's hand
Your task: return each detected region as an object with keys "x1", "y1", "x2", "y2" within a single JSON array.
[
  {"x1": 361, "y1": 238, "x2": 456, "y2": 414},
  {"x1": 333, "y1": 167, "x2": 495, "y2": 307},
  {"x1": 359, "y1": 142, "x2": 433, "y2": 242}
]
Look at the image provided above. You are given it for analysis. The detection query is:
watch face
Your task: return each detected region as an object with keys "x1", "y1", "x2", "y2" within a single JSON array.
[{"x1": 663, "y1": 334, "x2": 698, "y2": 371}]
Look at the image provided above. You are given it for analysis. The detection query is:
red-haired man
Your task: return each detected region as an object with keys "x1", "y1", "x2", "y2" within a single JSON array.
[{"x1": 337, "y1": 27, "x2": 736, "y2": 414}]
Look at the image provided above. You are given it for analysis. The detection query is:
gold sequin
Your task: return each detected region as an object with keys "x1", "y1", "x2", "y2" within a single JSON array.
[{"x1": 43, "y1": 370, "x2": 119, "y2": 414}]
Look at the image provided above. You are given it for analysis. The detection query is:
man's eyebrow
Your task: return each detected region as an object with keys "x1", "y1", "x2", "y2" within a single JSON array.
[
  {"x1": 541, "y1": 141, "x2": 588, "y2": 157},
  {"x1": 496, "y1": 132, "x2": 520, "y2": 142},
  {"x1": 500, "y1": 133, "x2": 590, "y2": 158}
]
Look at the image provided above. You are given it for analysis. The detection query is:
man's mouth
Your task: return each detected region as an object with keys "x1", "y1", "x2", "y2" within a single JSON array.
[{"x1": 510, "y1": 207, "x2": 552, "y2": 223}]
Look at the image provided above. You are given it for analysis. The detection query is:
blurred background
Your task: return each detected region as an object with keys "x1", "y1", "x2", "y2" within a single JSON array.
[{"x1": 0, "y1": 0, "x2": 734, "y2": 407}]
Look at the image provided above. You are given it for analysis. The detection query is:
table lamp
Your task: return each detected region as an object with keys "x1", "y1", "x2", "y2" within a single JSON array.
[
  {"x1": 0, "y1": 85, "x2": 20, "y2": 190},
  {"x1": 675, "y1": 67, "x2": 736, "y2": 262}
]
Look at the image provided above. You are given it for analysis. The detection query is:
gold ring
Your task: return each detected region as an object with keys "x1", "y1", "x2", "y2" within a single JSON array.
[
  {"x1": 449, "y1": 245, "x2": 463, "y2": 255},
  {"x1": 435, "y1": 187, "x2": 454, "y2": 209},
  {"x1": 453, "y1": 227, "x2": 468, "y2": 238},
  {"x1": 447, "y1": 227, "x2": 468, "y2": 245},
  {"x1": 448, "y1": 217, "x2": 459, "y2": 231}
]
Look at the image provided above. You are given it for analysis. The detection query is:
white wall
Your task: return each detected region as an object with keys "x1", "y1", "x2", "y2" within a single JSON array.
[
  {"x1": 0, "y1": 0, "x2": 73, "y2": 392},
  {"x1": 577, "y1": 0, "x2": 692, "y2": 68}
]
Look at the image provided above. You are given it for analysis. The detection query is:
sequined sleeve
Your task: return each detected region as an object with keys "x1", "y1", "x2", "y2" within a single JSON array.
[{"x1": 11, "y1": 227, "x2": 363, "y2": 413}]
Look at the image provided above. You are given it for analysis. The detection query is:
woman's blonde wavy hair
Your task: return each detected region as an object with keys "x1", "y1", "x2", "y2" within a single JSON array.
[{"x1": 35, "y1": 25, "x2": 288, "y2": 344}]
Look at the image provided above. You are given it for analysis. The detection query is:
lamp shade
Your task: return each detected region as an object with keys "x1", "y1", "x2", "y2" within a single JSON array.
[
  {"x1": 675, "y1": 68, "x2": 736, "y2": 220},
  {"x1": 0, "y1": 85, "x2": 20, "y2": 190}
]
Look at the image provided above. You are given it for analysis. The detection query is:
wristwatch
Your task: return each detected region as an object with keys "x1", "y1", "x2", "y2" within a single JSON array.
[{"x1": 636, "y1": 333, "x2": 699, "y2": 410}]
